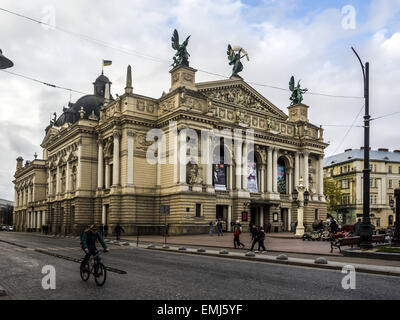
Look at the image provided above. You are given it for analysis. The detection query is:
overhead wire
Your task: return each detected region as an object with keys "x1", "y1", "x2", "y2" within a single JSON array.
[{"x1": 0, "y1": 7, "x2": 364, "y2": 100}]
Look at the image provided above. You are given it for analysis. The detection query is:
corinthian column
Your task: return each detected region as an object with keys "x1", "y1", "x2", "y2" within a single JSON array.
[
  {"x1": 267, "y1": 147, "x2": 273, "y2": 192},
  {"x1": 318, "y1": 155, "x2": 325, "y2": 200},
  {"x1": 127, "y1": 130, "x2": 135, "y2": 186},
  {"x1": 272, "y1": 147, "x2": 278, "y2": 193},
  {"x1": 97, "y1": 138, "x2": 104, "y2": 189},
  {"x1": 303, "y1": 151, "x2": 309, "y2": 190},
  {"x1": 112, "y1": 130, "x2": 121, "y2": 186}
]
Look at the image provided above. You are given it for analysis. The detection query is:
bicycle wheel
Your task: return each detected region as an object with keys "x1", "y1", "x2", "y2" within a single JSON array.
[
  {"x1": 94, "y1": 263, "x2": 107, "y2": 286},
  {"x1": 80, "y1": 263, "x2": 90, "y2": 282}
]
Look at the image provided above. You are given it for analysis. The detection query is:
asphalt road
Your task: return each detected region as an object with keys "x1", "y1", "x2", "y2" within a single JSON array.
[{"x1": 0, "y1": 232, "x2": 400, "y2": 300}]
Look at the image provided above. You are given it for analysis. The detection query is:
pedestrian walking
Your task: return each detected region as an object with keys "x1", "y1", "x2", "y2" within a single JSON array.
[
  {"x1": 257, "y1": 227, "x2": 266, "y2": 251},
  {"x1": 114, "y1": 223, "x2": 125, "y2": 240},
  {"x1": 217, "y1": 219, "x2": 223, "y2": 236},
  {"x1": 230, "y1": 221, "x2": 235, "y2": 232},
  {"x1": 266, "y1": 222, "x2": 271, "y2": 233},
  {"x1": 209, "y1": 221, "x2": 214, "y2": 236},
  {"x1": 249, "y1": 224, "x2": 258, "y2": 251},
  {"x1": 233, "y1": 221, "x2": 245, "y2": 249}
]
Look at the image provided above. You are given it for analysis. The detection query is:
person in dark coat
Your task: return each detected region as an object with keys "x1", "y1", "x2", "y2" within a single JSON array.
[
  {"x1": 104, "y1": 224, "x2": 109, "y2": 238},
  {"x1": 353, "y1": 218, "x2": 362, "y2": 236},
  {"x1": 114, "y1": 223, "x2": 125, "y2": 240},
  {"x1": 257, "y1": 227, "x2": 266, "y2": 251},
  {"x1": 249, "y1": 224, "x2": 258, "y2": 251},
  {"x1": 80, "y1": 224, "x2": 109, "y2": 272}
]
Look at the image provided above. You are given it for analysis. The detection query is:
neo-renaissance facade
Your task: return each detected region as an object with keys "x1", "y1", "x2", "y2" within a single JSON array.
[
  {"x1": 323, "y1": 148, "x2": 399, "y2": 228},
  {"x1": 13, "y1": 56, "x2": 328, "y2": 235}
]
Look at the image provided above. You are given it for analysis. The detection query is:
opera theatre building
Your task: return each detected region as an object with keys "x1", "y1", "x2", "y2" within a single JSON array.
[{"x1": 13, "y1": 61, "x2": 328, "y2": 235}]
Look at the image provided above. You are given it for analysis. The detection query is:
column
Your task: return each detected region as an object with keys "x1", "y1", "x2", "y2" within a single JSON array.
[
  {"x1": 242, "y1": 142, "x2": 248, "y2": 190},
  {"x1": 42, "y1": 210, "x2": 46, "y2": 226},
  {"x1": 318, "y1": 156, "x2": 324, "y2": 199},
  {"x1": 272, "y1": 148, "x2": 278, "y2": 193},
  {"x1": 127, "y1": 130, "x2": 135, "y2": 186},
  {"x1": 77, "y1": 141, "x2": 82, "y2": 189},
  {"x1": 267, "y1": 147, "x2": 273, "y2": 192},
  {"x1": 206, "y1": 135, "x2": 212, "y2": 186},
  {"x1": 178, "y1": 129, "x2": 187, "y2": 184},
  {"x1": 235, "y1": 140, "x2": 242, "y2": 189},
  {"x1": 303, "y1": 151, "x2": 309, "y2": 190},
  {"x1": 65, "y1": 162, "x2": 70, "y2": 192},
  {"x1": 112, "y1": 130, "x2": 121, "y2": 186},
  {"x1": 56, "y1": 166, "x2": 60, "y2": 195},
  {"x1": 294, "y1": 152, "x2": 300, "y2": 188},
  {"x1": 260, "y1": 165, "x2": 265, "y2": 193},
  {"x1": 228, "y1": 165, "x2": 233, "y2": 190},
  {"x1": 260, "y1": 208, "x2": 264, "y2": 227},
  {"x1": 228, "y1": 206, "x2": 232, "y2": 231},
  {"x1": 288, "y1": 208, "x2": 292, "y2": 231},
  {"x1": 288, "y1": 168, "x2": 293, "y2": 195},
  {"x1": 102, "y1": 205, "x2": 106, "y2": 225},
  {"x1": 97, "y1": 138, "x2": 104, "y2": 189},
  {"x1": 105, "y1": 161, "x2": 110, "y2": 189}
]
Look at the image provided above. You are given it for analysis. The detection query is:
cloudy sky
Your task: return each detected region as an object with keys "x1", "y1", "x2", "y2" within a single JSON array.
[{"x1": 1, "y1": 0, "x2": 400, "y2": 201}]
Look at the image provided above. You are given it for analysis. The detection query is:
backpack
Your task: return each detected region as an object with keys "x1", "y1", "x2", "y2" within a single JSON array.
[{"x1": 234, "y1": 226, "x2": 241, "y2": 236}]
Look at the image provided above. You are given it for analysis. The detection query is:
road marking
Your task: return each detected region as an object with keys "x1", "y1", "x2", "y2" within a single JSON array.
[{"x1": 34, "y1": 249, "x2": 127, "y2": 274}]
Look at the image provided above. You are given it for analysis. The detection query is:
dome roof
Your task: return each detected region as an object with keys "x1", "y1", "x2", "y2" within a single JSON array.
[{"x1": 46, "y1": 72, "x2": 113, "y2": 129}]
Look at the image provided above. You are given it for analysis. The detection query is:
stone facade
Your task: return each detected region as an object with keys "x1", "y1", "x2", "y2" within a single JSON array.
[
  {"x1": 13, "y1": 64, "x2": 328, "y2": 235},
  {"x1": 323, "y1": 148, "x2": 400, "y2": 229}
]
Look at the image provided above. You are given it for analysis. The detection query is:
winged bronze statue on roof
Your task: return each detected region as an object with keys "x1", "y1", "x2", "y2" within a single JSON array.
[
  {"x1": 289, "y1": 76, "x2": 308, "y2": 105},
  {"x1": 171, "y1": 29, "x2": 190, "y2": 68},
  {"x1": 227, "y1": 44, "x2": 249, "y2": 77}
]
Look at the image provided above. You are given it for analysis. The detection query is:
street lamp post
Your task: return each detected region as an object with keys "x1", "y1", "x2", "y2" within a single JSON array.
[
  {"x1": 352, "y1": 47, "x2": 372, "y2": 250},
  {"x1": 0, "y1": 49, "x2": 13, "y2": 70},
  {"x1": 393, "y1": 188, "x2": 400, "y2": 246},
  {"x1": 292, "y1": 177, "x2": 309, "y2": 237}
]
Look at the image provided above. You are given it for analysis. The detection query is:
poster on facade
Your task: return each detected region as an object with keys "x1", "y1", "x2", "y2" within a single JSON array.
[
  {"x1": 213, "y1": 164, "x2": 226, "y2": 190},
  {"x1": 247, "y1": 161, "x2": 258, "y2": 193},
  {"x1": 277, "y1": 165, "x2": 286, "y2": 194}
]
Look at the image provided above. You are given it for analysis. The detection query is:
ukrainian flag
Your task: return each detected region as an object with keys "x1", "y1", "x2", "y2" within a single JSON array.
[{"x1": 103, "y1": 59, "x2": 112, "y2": 66}]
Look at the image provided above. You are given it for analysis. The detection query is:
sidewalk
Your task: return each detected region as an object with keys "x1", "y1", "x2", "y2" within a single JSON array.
[{"x1": 121, "y1": 232, "x2": 338, "y2": 256}]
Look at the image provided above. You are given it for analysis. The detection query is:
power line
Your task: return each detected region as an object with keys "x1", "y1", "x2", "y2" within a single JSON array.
[
  {"x1": 370, "y1": 111, "x2": 400, "y2": 121},
  {"x1": 329, "y1": 104, "x2": 365, "y2": 156},
  {"x1": 0, "y1": 69, "x2": 88, "y2": 95},
  {"x1": 0, "y1": 7, "x2": 364, "y2": 100}
]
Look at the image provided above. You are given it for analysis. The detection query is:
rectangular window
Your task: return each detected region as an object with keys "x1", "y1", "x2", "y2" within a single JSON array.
[
  {"x1": 314, "y1": 209, "x2": 319, "y2": 220},
  {"x1": 195, "y1": 203, "x2": 201, "y2": 217},
  {"x1": 341, "y1": 179, "x2": 349, "y2": 189},
  {"x1": 389, "y1": 166, "x2": 392, "y2": 174},
  {"x1": 389, "y1": 180, "x2": 393, "y2": 188}
]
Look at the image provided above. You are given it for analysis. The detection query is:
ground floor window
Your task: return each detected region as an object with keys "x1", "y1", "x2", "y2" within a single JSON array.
[{"x1": 195, "y1": 203, "x2": 201, "y2": 217}]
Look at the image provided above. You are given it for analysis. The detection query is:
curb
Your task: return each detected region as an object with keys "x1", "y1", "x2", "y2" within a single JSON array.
[
  {"x1": 120, "y1": 239, "x2": 336, "y2": 257},
  {"x1": 343, "y1": 249, "x2": 400, "y2": 261},
  {"x1": 144, "y1": 246, "x2": 400, "y2": 278}
]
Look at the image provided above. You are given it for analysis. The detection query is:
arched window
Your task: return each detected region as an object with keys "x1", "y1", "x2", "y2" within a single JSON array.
[{"x1": 277, "y1": 158, "x2": 287, "y2": 194}]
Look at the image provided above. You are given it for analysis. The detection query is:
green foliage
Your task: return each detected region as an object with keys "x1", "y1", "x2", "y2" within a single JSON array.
[{"x1": 323, "y1": 177, "x2": 343, "y2": 211}]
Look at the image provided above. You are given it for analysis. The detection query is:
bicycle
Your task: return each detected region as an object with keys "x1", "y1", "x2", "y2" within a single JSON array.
[{"x1": 80, "y1": 250, "x2": 107, "y2": 286}]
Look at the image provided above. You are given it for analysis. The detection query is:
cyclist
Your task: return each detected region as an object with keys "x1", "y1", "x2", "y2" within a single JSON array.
[{"x1": 80, "y1": 224, "x2": 109, "y2": 272}]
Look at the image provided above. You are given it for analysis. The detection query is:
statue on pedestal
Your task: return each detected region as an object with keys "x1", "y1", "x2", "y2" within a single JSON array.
[
  {"x1": 171, "y1": 29, "x2": 190, "y2": 68},
  {"x1": 227, "y1": 44, "x2": 249, "y2": 77},
  {"x1": 289, "y1": 76, "x2": 308, "y2": 105}
]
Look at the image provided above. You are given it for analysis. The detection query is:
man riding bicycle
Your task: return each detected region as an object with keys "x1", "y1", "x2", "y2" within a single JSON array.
[{"x1": 80, "y1": 224, "x2": 109, "y2": 272}]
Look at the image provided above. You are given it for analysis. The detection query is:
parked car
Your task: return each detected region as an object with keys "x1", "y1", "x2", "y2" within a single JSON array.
[
  {"x1": 1, "y1": 225, "x2": 8, "y2": 231},
  {"x1": 7, "y1": 225, "x2": 14, "y2": 231}
]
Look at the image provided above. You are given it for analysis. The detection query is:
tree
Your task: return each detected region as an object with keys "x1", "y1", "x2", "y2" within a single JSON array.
[
  {"x1": 0, "y1": 204, "x2": 14, "y2": 225},
  {"x1": 323, "y1": 178, "x2": 343, "y2": 212}
]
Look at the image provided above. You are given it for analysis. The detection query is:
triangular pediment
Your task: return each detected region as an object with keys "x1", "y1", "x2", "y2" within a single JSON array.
[
  {"x1": 41, "y1": 126, "x2": 60, "y2": 147},
  {"x1": 196, "y1": 78, "x2": 288, "y2": 121}
]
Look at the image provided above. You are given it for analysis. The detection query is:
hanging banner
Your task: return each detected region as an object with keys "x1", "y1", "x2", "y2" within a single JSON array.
[
  {"x1": 247, "y1": 161, "x2": 258, "y2": 193},
  {"x1": 213, "y1": 164, "x2": 226, "y2": 190},
  {"x1": 277, "y1": 164, "x2": 286, "y2": 194}
]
